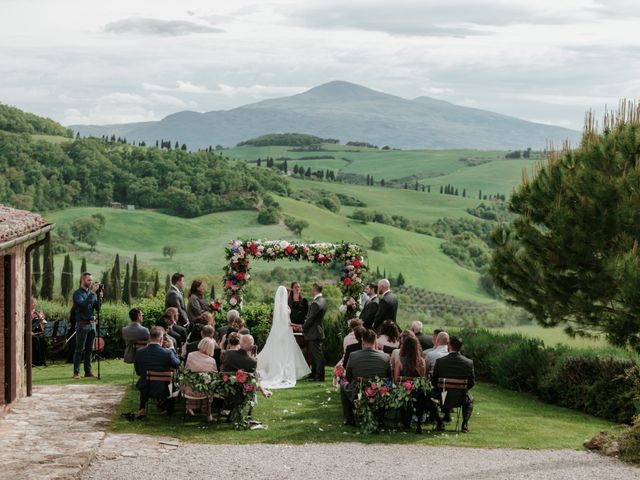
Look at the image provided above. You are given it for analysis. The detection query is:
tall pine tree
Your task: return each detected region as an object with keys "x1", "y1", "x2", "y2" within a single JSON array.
[
  {"x1": 122, "y1": 263, "x2": 131, "y2": 306},
  {"x1": 61, "y1": 254, "x2": 74, "y2": 302},
  {"x1": 114, "y1": 254, "x2": 121, "y2": 280},
  {"x1": 131, "y1": 254, "x2": 139, "y2": 298},
  {"x1": 164, "y1": 274, "x2": 170, "y2": 292},
  {"x1": 80, "y1": 257, "x2": 87, "y2": 275},
  {"x1": 153, "y1": 271, "x2": 160, "y2": 296},
  {"x1": 40, "y1": 236, "x2": 54, "y2": 300}
]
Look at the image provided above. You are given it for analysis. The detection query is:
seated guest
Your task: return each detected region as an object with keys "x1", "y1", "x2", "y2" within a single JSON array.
[
  {"x1": 432, "y1": 335, "x2": 475, "y2": 433},
  {"x1": 221, "y1": 333, "x2": 256, "y2": 372},
  {"x1": 185, "y1": 325, "x2": 220, "y2": 367},
  {"x1": 193, "y1": 311, "x2": 215, "y2": 327},
  {"x1": 219, "y1": 316, "x2": 249, "y2": 349},
  {"x1": 343, "y1": 326, "x2": 366, "y2": 368},
  {"x1": 31, "y1": 298, "x2": 48, "y2": 367},
  {"x1": 410, "y1": 321, "x2": 433, "y2": 351},
  {"x1": 217, "y1": 309, "x2": 241, "y2": 341},
  {"x1": 377, "y1": 320, "x2": 400, "y2": 352},
  {"x1": 134, "y1": 326, "x2": 181, "y2": 418},
  {"x1": 122, "y1": 307, "x2": 150, "y2": 364},
  {"x1": 156, "y1": 314, "x2": 179, "y2": 349},
  {"x1": 187, "y1": 279, "x2": 215, "y2": 323},
  {"x1": 341, "y1": 329, "x2": 391, "y2": 426},
  {"x1": 389, "y1": 330, "x2": 415, "y2": 372},
  {"x1": 424, "y1": 331, "x2": 450, "y2": 375},
  {"x1": 394, "y1": 333, "x2": 428, "y2": 432},
  {"x1": 165, "y1": 307, "x2": 188, "y2": 344},
  {"x1": 343, "y1": 318, "x2": 363, "y2": 352},
  {"x1": 184, "y1": 337, "x2": 218, "y2": 421},
  {"x1": 423, "y1": 328, "x2": 444, "y2": 354}
]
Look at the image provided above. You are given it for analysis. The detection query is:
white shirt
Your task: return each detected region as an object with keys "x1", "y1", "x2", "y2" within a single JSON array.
[
  {"x1": 313, "y1": 293, "x2": 323, "y2": 301},
  {"x1": 425, "y1": 345, "x2": 449, "y2": 374}
]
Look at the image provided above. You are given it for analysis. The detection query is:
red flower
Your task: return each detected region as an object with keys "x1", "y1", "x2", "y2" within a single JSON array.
[
  {"x1": 285, "y1": 245, "x2": 295, "y2": 254},
  {"x1": 235, "y1": 370, "x2": 248, "y2": 384},
  {"x1": 352, "y1": 258, "x2": 362, "y2": 268},
  {"x1": 223, "y1": 374, "x2": 229, "y2": 382},
  {"x1": 225, "y1": 280, "x2": 234, "y2": 288},
  {"x1": 236, "y1": 272, "x2": 245, "y2": 281},
  {"x1": 344, "y1": 277, "x2": 352, "y2": 286},
  {"x1": 379, "y1": 386, "x2": 389, "y2": 396},
  {"x1": 335, "y1": 365, "x2": 345, "y2": 377}
]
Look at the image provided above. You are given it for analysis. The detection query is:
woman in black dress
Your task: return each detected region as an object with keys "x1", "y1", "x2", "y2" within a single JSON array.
[{"x1": 288, "y1": 281, "x2": 308, "y2": 326}]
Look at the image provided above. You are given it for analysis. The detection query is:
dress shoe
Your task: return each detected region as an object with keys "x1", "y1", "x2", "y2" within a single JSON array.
[
  {"x1": 435, "y1": 423, "x2": 446, "y2": 432},
  {"x1": 461, "y1": 424, "x2": 469, "y2": 433},
  {"x1": 72, "y1": 373, "x2": 80, "y2": 380},
  {"x1": 442, "y1": 414, "x2": 452, "y2": 423},
  {"x1": 84, "y1": 371, "x2": 95, "y2": 378},
  {"x1": 343, "y1": 419, "x2": 355, "y2": 426}
]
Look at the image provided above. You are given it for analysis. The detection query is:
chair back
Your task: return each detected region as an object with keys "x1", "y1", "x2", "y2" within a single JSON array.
[
  {"x1": 382, "y1": 345, "x2": 396, "y2": 355},
  {"x1": 436, "y1": 377, "x2": 468, "y2": 409},
  {"x1": 145, "y1": 370, "x2": 175, "y2": 398}
]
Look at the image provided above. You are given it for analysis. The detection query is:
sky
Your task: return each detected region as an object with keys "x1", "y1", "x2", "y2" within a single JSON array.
[{"x1": 1, "y1": 0, "x2": 639, "y2": 129}]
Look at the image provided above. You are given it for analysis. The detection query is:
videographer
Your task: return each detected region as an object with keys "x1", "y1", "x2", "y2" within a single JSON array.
[{"x1": 71, "y1": 272, "x2": 103, "y2": 379}]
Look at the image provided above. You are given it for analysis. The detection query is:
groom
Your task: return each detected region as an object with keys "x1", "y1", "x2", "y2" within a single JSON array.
[{"x1": 303, "y1": 283, "x2": 326, "y2": 381}]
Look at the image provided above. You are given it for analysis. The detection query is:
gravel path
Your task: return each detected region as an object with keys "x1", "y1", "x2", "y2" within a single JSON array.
[{"x1": 85, "y1": 434, "x2": 640, "y2": 480}]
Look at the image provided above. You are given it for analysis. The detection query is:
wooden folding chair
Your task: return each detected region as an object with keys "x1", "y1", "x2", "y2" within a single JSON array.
[
  {"x1": 130, "y1": 340, "x2": 149, "y2": 383},
  {"x1": 436, "y1": 377, "x2": 468, "y2": 432},
  {"x1": 144, "y1": 370, "x2": 176, "y2": 414}
]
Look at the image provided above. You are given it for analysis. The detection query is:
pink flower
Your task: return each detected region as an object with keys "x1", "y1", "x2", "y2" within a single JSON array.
[
  {"x1": 235, "y1": 370, "x2": 248, "y2": 384},
  {"x1": 403, "y1": 380, "x2": 414, "y2": 391},
  {"x1": 379, "y1": 386, "x2": 389, "y2": 396},
  {"x1": 244, "y1": 383, "x2": 254, "y2": 393},
  {"x1": 223, "y1": 374, "x2": 229, "y2": 382}
]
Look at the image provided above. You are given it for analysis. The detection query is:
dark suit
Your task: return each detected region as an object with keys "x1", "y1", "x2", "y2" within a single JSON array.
[
  {"x1": 359, "y1": 297, "x2": 379, "y2": 329},
  {"x1": 121, "y1": 322, "x2": 149, "y2": 364},
  {"x1": 303, "y1": 294, "x2": 327, "y2": 380},
  {"x1": 416, "y1": 332, "x2": 433, "y2": 352},
  {"x1": 343, "y1": 342, "x2": 361, "y2": 370},
  {"x1": 134, "y1": 343, "x2": 181, "y2": 411},
  {"x1": 165, "y1": 286, "x2": 189, "y2": 326},
  {"x1": 373, "y1": 291, "x2": 398, "y2": 331},
  {"x1": 340, "y1": 348, "x2": 391, "y2": 422},
  {"x1": 432, "y1": 351, "x2": 475, "y2": 427},
  {"x1": 220, "y1": 349, "x2": 257, "y2": 373}
]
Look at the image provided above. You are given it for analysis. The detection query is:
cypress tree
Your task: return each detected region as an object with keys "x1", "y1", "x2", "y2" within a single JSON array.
[
  {"x1": 100, "y1": 270, "x2": 109, "y2": 295},
  {"x1": 40, "y1": 236, "x2": 54, "y2": 300},
  {"x1": 209, "y1": 284, "x2": 216, "y2": 301},
  {"x1": 153, "y1": 271, "x2": 160, "y2": 296},
  {"x1": 396, "y1": 272, "x2": 405, "y2": 286},
  {"x1": 61, "y1": 254, "x2": 73, "y2": 302},
  {"x1": 32, "y1": 247, "x2": 41, "y2": 296},
  {"x1": 114, "y1": 254, "x2": 121, "y2": 280},
  {"x1": 455, "y1": 188, "x2": 459, "y2": 196},
  {"x1": 440, "y1": 185, "x2": 443, "y2": 194},
  {"x1": 479, "y1": 189, "x2": 482, "y2": 200},
  {"x1": 376, "y1": 266, "x2": 381, "y2": 278},
  {"x1": 462, "y1": 188, "x2": 466, "y2": 197},
  {"x1": 80, "y1": 257, "x2": 87, "y2": 276},
  {"x1": 284, "y1": 159, "x2": 288, "y2": 174},
  {"x1": 164, "y1": 274, "x2": 170, "y2": 292},
  {"x1": 131, "y1": 254, "x2": 139, "y2": 298},
  {"x1": 110, "y1": 265, "x2": 121, "y2": 302},
  {"x1": 122, "y1": 263, "x2": 131, "y2": 306}
]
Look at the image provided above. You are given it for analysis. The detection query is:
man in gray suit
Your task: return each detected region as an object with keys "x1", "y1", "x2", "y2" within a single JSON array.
[
  {"x1": 165, "y1": 272, "x2": 189, "y2": 327},
  {"x1": 340, "y1": 329, "x2": 391, "y2": 425},
  {"x1": 303, "y1": 283, "x2": 326, "y2": 381},
  {"x1": 122, "y1": 307, "x2": 149, "y2": 364}
]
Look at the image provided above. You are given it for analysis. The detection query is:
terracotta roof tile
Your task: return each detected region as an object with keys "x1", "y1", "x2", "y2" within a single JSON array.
[{"x1": 0, "y1": 204, "x2": 50, "y2": 243}]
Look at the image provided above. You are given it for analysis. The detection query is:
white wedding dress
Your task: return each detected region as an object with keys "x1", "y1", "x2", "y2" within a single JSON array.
[{"x1": 257, "y1": 286, "x2": 311, "y2": 389}]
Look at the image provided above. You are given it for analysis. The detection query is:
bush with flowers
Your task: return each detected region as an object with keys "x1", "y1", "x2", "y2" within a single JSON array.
[
  {"x1": 223, "y1": 239, "x2": 367, "y2": 309},
  {"x1": 178, "y1": 367, "x2": 258, "y2": 429},
  {"x1": 353, "y1": 377, "x2": 433, "y2": 433}
]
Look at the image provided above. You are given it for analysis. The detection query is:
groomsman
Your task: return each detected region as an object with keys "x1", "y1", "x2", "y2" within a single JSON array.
[
  {"x1": 359, "y1": 283, "x2": 379, "y2": 329},
  {"x1": 303, "y1": 283, "x2": 327, "y2": 381},
  {"x1": 165, "y1": 273, "x2": 190, "y2": 327},
  {"x1": 373, "y1": 278, "x2": 398, "y2": 331}
]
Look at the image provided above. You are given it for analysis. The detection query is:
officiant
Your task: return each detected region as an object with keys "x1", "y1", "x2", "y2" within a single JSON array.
[{"x1": 288, "y1": 281, "x2": 308, "y2": 326}]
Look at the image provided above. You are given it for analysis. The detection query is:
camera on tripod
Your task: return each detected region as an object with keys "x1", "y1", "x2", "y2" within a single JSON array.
[{"x1": 95, "y1": 282, "x2": 105, "y2": 296}]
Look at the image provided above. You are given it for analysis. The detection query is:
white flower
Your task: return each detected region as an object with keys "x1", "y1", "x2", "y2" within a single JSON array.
[
  {"x1": 279, "y1": 240, "x2": 289, "y2": 249},
  {"x1": 229, "y1": 297, "x2": 238, "y2": 306},
  {"x1": 338, "y1": 304, "x2": 347, "y2": 313},
  {"x1": 267, "y1": 248, "x2": 274, "y2": 255}
]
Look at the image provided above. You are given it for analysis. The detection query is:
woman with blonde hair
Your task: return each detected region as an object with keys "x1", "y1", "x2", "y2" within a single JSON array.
[{"x1": 184, "y1": 337, "x2": 218, "y2": 421}]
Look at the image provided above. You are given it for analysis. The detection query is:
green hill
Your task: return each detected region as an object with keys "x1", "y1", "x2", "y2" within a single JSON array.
[{"x1": 0, "y1": 102, "x2": 72, "y2": 137}]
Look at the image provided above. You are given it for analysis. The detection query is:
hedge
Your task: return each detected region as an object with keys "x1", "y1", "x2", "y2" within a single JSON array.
[{"x1": 458, "y1": 328, "x2": 640, "y2": 423}]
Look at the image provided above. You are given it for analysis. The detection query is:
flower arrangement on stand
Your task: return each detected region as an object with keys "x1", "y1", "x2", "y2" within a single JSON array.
[
  {"x1": 223, "y1": 240, "x2": 367, "y2": 309},
  {"x1": 178, "y1": 367, "x2": 258, "y2": 430}
]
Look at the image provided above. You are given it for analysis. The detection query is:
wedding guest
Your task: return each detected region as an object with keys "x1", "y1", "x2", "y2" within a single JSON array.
[
  {"x1": 134, "y1": 326, "x2": 181, "y2": 417},
  {"x1": 165, "y1": 307, "x2": 188, "y2": 344},
  {"x1": 394, "y1": 333, "x2": 428, "y2": 433},
  {"x1": 359, "y1": 283, "x2": 379, "y2": 329},
  {"x1": 344, "y1": 297, "x2": 358, "y2": 319},
  {"x1": 343, "y1": 325, "x2": 366, "y2": 368},
  {"x1": 411, "y1": 321, "x2": 433, "y2": 351},
  {"x1": 432, "y1": 335, "x2": 475, "y2": 433},
  {"x1": 424, "y1": 331, "x2": 450, "y2": 375},
  {"x1": 373, "y1": 278, "x2": 398, "y2": 331},
  {"x1": 31, "y1": 298, "x2": 47, "y2": 367},
  {"x1": 217, "y1": 309, "x2": 240, "y2": 341},
  {"x1": 184, "y1": 337, "x2": 218, "y2": 421},
  {"x1": 340, "y1": 329, "x2": 391, "y2": 426},
  {"x1": 156, "y1": 314, "x2": 180, "y2": 349},
  {"x1": 377, "y1": 320, "x2": 400, "y2": 352},
  {"x1": 122, "y1": 307, "x2": 150, "y2": 364},
  {"x1": 288, "y1": 281, "x2": 308, "y2": 328},
  {"x1": 165, "y1": 272, "x2": 190, "y2": 327},
  {"x1": 187, "y1": 279, "x2": 215, "y2": 323},
  {"x1": 193, "y1": 311, "x2": 215, "y2": 328},
  {"x1": 221, "y1": 333, "x2": 257, "y2": 372},
  {"x1": 343, "y1": 318, "x2": 363, "y2": 351},
  {"x1": 389, "y1": 330, "x2": 415, "y2": 373}
]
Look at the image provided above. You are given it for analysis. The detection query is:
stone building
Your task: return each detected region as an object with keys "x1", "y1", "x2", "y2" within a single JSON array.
[{"x1": 0, "y1": 204, "x2": 53, "y2": 416}]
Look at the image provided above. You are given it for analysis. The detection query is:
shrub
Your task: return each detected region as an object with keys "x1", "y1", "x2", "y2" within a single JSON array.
[
  {"x1": 371, "y1": 236, "x2": 386, "y2": 251},
  {"x1": 242, "y1": 303, "x2": 274, "y2": 348}
]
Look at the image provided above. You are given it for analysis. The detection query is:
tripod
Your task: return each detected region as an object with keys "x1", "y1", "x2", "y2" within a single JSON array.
[{"x1": 96, "y1": 293, "x2": 103, "y2": 380}]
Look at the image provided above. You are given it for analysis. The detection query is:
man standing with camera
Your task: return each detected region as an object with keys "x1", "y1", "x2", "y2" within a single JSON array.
[{"x1": 72, "y1": 272, "x2": 103, "y2": 379}]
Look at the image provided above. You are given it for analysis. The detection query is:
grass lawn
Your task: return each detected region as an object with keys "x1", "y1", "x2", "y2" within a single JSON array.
[{"x1": 32, "y1": 361, "x2": 616, "y2": 449}]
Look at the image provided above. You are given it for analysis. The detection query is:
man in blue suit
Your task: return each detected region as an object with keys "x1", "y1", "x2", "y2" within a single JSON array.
[{"x1": 135, "y1": 326, "x2": 181, "y2": 417}]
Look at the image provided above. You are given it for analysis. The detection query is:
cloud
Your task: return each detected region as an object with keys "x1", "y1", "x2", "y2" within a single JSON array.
[
  {"x1": 104, "y1": 17, "x2": 223, "y2": 36},
  {"x1": 143, "y1": 81, "x2": 212, "y2": 94},
  {"x1": 214, "y1": 84, "x2": 309, "y2": 99}
]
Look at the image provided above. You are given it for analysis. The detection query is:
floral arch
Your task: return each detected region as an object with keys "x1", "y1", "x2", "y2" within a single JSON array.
[{"x1": 223, "y1": 240, "x2": 367, "y2": 308}]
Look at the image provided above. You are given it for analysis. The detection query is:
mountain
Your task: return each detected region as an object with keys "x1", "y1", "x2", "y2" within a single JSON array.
[{"x1": 70, "y1": 81, "x2": 581, "y2": 149}]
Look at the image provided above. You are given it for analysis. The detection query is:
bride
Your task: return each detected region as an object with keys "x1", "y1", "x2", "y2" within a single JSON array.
[{"x1": 257, "y1": 286, "x2": 311, "y2": 388}]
